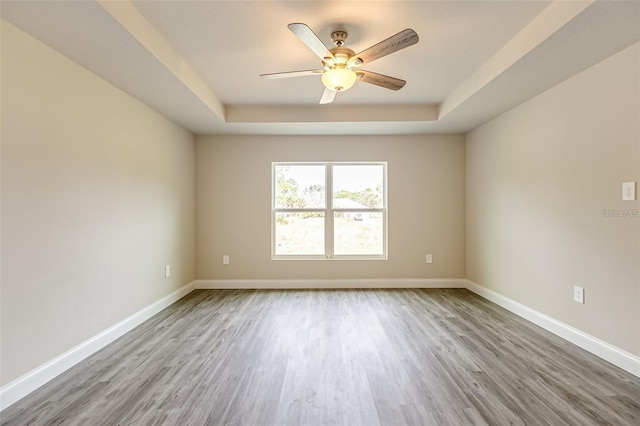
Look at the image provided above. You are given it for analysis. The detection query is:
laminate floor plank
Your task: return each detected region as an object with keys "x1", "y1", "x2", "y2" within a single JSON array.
[{"x1": 2, "y1": 288, "x2": 639, "y2": 425}]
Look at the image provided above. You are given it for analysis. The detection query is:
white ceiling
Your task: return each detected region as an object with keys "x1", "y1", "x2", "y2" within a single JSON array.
[{"x1": 2, "y1": 0, "x2": 639, "y2": 135}]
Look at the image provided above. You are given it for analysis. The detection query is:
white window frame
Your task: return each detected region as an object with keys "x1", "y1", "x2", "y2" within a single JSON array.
[{"x1": 272, "y1": 162, "x2": 388, "y2": 260}]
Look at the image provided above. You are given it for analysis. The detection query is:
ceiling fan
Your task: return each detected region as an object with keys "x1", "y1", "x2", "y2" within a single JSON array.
[{"x1": 260, "y1": 23, "x2": 419, "y2": 104}]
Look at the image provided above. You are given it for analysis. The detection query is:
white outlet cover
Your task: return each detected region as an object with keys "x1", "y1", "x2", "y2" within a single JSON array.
[
  {"x1": 622, "y1": 181, "x2": 636, "y2": 201},
  {"x1": 573, "y1": 286, "x2": 584, "y2": 304}
]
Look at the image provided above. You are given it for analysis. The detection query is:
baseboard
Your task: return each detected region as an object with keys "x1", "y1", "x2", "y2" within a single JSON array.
[
  {"x1": 0, "y1": 281, "x2": 197, "y2": 412},
  {"x1": 464, "y1": 279, "x2": 640, "y2": 378},
  {"x1": 194, "y1": 278, "x2": 466, "y2": 289}
]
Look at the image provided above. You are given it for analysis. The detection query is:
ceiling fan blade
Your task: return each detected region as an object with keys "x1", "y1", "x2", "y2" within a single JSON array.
[
  {"x1": 357, "y1": 70, "x2": 406, "y2": 91},
  {"x1": 288, "y1": 23, "x2": 335, "y2": 63},
  {"x1": 348, "y1": 29, "x2": 418, "y2": 67},
  {"x1": 260, "y1": 69, "x2": 324, "y2": 79},
  {"x1": 319, "y1": 87, "x2": 336, "y2": 104}
]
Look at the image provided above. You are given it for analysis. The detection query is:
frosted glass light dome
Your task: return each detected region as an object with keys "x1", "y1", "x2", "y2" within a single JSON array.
[{"x1": 321, "y1": 68, "x2": 357, "y2": 91}]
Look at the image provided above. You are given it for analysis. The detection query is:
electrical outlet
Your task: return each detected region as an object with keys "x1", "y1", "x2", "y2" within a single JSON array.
[
  {"x1": 426, "y1": 254, "x2": 433, "y2": 264},
  {"x1": 223, "y1": 255, "x2": 230, "y2": 265},
  {"x1": 622, "y1": 182, "x2": 636, "y2": 201},
  {"x1": 165, "y1": 265, "x2": 170, "y2": 277},
  {"x1": 573, "y1": 286, "x2": 584, "y2": 304}
]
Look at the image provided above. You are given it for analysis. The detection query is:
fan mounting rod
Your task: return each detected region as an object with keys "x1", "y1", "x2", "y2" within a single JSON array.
[{"x1": 331, "y1": 30, "x2": 348, "y2": 47}]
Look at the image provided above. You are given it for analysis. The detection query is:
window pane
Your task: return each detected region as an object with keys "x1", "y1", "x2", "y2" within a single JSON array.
[
  {"x1": 274, "y1": 165, "x2": 325, "y2": 209},
  {"x1": 275, "y1": 212, "x2": 325, "y2": 255},
  {"x1": 333, "y1": 165, "x2": 384, "y2": 209},
  {"x1": 334, "y1": 212, "x2": 384, "y2": 255}
]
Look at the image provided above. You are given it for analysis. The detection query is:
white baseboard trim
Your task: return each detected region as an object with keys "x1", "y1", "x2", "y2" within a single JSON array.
[
  {"x1": 194, "y1": 278, "x2": 466, "y2": 289},
  {"x1": 0, "y1": 281, "x2": 196, "y2": 412},
  {"x1": 464, "y1": 279, "x2": 640, "y2": 378}
]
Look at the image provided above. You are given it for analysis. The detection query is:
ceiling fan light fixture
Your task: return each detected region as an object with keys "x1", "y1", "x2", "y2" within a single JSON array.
[
  {"x1": 321, "y1": 68, "x2": 357, "y2": 91},
  {"x1": 262, "y1": 24, "x2": 419, "y2": 103}
]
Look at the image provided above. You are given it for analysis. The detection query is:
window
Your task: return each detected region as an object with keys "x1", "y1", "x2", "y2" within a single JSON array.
[{"x1": 272, "y1": 162, "x2": 387, "y2": 259}]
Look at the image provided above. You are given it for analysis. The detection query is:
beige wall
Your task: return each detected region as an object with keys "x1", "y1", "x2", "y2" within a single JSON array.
[
  {"x1": 196, "y1": 134, "x2": 465, "y2": 280},
  {"x1": 466, "y1": 42, "x2": 640, "y2": 356},
  {"x1": 0, "y1": 23, "x2": 196, "y2": 385}
]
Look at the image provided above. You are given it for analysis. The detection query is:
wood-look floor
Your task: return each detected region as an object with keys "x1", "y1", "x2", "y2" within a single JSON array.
[{"x1": 2, "y1": 289, "x2": 639, "y2": 425}]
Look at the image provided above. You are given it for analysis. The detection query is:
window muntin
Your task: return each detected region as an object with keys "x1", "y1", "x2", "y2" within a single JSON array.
[{"x1": 272, "y1": 162, "x2": 387, "y2": 260}]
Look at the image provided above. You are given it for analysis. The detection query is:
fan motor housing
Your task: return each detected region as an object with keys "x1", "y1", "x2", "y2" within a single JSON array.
[{"x1": 326, "y1": 46, "x2": 355, "y2": 66}]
